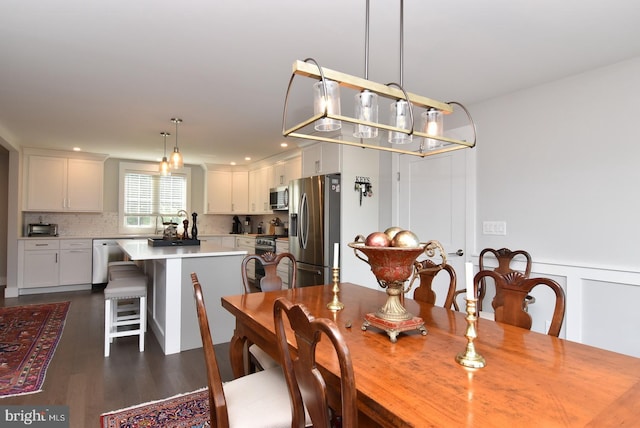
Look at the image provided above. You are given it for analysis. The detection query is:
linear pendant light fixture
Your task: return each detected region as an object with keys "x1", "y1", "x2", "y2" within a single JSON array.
[
  {"x1": 159, "y1": 131, "x2": 171, "y2": 176},
  {"x1": 170, "y1": 118, "x2": 184, "y2": 169},
  {"x1": 282, "y1": 0, "x2": 476, "y2": 158}
]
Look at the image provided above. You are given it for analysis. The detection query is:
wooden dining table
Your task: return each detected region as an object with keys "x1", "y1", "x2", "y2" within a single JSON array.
[{"x1": 221, "y1": 282, "x2": 640, "y2": 427}]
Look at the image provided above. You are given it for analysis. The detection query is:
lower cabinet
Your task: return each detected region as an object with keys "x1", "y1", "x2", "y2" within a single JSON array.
[
  {"x1": 22, "y1": 240, "x2": 60, "y2": 288},
  {"x1": 235, "y1": 236, "x2": 255, "y2": 281},
  {"x1": 20, "y1": 239, "x2": 92, "y2": 289},
  {"x1": 275, "y1": 238, "x2": 291, "y2": 288},
  {"x1": 59, "y1": 240, "x2": 92, "y2": 285}
]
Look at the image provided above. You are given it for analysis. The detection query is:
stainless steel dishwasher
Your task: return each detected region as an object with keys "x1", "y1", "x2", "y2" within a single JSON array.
[{"x1": 92, "y1": 239, "x2": 126, "y2": 284}]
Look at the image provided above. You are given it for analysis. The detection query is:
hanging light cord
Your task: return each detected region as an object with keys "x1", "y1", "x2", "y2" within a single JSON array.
[
  {"x1": 399, "y1": 0, "x2": 404, "y2": 87},
  {"x1": 364, "y1": 0, "x2": 370, "y2": 80}
]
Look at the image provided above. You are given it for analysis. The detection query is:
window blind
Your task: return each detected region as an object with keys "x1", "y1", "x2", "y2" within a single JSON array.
[{"x1": 124, "y1": 172, "x2": 186, "y2": 216}]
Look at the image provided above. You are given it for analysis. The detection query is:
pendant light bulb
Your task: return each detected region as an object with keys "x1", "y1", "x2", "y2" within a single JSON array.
[
  {"x1": 159, "y1": 131, "x2": 171, "y2": 176},
  {"x1": 388, "y1": 0, "x2": 413, "y2": 145},
  {"x1": 421, "y1": 108, "x2": 444, "y2": 150},
  {"x1": 170, "y1": 118, "x2": 184, "y2": 169}
]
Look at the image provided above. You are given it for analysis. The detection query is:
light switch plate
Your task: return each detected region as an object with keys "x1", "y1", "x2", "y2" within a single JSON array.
[{"x1": 482, "y1": 221, "x2": 507, "y2": 235}]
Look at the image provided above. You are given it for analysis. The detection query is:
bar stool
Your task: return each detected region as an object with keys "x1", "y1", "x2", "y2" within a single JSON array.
[{"x1": 104, "y1": 273, "x2": 147, "y2": 357}]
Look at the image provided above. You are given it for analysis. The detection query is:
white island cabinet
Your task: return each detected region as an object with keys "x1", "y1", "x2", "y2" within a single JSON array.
[{"x1": 117, "y1": 239, "x2": 247, "y2": 355}]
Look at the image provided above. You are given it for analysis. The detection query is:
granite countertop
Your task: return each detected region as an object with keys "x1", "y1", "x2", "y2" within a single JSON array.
[{"x1": 116, "y1": 239, "x2": 247, "y2": 261}]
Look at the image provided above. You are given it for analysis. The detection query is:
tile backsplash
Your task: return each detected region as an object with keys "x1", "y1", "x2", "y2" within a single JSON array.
[{"x1": 22, "y1": 212, "x2": 284, "y2": 237}]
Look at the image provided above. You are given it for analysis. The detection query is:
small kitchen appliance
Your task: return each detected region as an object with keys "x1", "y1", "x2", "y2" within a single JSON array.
[
  {"x1": 27, "y1": 223, "x2": 58, "y2": 237},
  {"x1": 232, "y1": 215, "x2": 243, "y2": 234}
]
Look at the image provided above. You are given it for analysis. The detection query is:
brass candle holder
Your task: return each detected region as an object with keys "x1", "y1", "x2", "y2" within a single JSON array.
[
  {"x1": 327, "y1": 267, "x2": 344, "y2": 311},
  {"x1": 455, "y1": 298, "x2": 486, "y2": 369}
]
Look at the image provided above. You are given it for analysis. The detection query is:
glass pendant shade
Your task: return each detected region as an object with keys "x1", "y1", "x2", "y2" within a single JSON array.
[
  {"x1": 160, "y1": 157, "x2": 170, "y2": 175},
  {"x1": 170, "y1": 148, "x2": 183, "y2": 169},
  {"x1": 159, "y1": 131, "x2": 171, "y2": 175},
  {"x1": 354, "y1": 90, "x2": 378, "y2": 138},
  {"x1": 388, "y1": 100, "x2": 413, "y2": 144},
  {"x1": 170, "y1": 118, "x2": 184, "y2": 169},
  {"x1": 313, "y1": 80, "x2": 341, "y2": 132},
  {"x1": 421, "y1": 109, "x2": 444, "y2": 150}
]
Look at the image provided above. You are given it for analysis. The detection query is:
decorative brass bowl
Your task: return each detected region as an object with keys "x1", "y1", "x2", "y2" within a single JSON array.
[
  {"x1": 349, "y1": 237, "x2": 446, "y2": 342},
  {"x1": 349, "y1": 241, "x2": 427, "y2": 285}
]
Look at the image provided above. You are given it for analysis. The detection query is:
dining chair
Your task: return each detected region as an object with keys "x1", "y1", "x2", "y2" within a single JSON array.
[
  {"x1": 241, "y1": 252, "x2": 298, "y2": 371},
  {"x1": 190, "y1": 273, "x2": 296, "y2": 428},
  {"x1": 241, "y1": 252, "x2": 297, "y2": 293},
  {"x1": 408, "y1": 259, "x2": 458, "y2": 310},
  {"x1": 474, "y1": 270, "x2": 566, "y2": 336},
  {"x1": 273, "y1": 297, "x2": 357, "y2": 428},
  {"x1": 477, "y1": 247, "x2": 533, "y2": 311}
]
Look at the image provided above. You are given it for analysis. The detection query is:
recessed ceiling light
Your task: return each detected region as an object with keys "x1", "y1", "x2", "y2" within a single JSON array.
[
  {"x1": 244, "y1": 157, "x2": 251, "y2": 161},
  {"x1": 230, "y1": 161, "x2": 236, "y2": 166},
  {"x1": 73, "y1": 147, "x2": 81, "y2": 151},
  {"x1": 280, "y1": 142, "x2": 288, "y2": 148}
]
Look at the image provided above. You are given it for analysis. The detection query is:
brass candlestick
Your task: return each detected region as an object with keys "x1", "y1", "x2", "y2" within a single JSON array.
[
  {"x1": 327, "y1": 267, "x2": 344, "y2": 311},
  {"x1": 455, "y1": 298, "x2": 486, "y2": 368}
]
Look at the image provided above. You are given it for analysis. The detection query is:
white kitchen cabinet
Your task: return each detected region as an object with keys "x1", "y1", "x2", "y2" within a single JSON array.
[
  {"x1": 202, "y1": 235, "x2": 237, "y2": 248},
  {"x1": 275, "y1": 238, "x2": 291, "y2": 288},
  {"x1": 273, "y1": 156, "x2": 301, "y2": 188},
  {"x1": 59, "y1": 239, "x2": 92, "y2": 285},
  {"x1": 249, "y1": 165, "x2": 273, "y2": 214},
  {"x1": 301, "y1": 143, "x2": 341, "y2": 177},
  {"x1": 21, "y1": 240, "x2": 60, "y2": 288},
  {"x1": 19, "y1": 238, "x2": 93, "y2": 290},
  {"x1": 236, "y1": 236, "x2": 255, "y2": 281},
  {"x1": 232, "y1": 171, "x2": 249, "y2": 212},
  {"x1": 206, "y1": 169, "x2": 249, "y2": 214},
  {"x1": 24, "y1": 149, "x2": 106, "y2": 212}
]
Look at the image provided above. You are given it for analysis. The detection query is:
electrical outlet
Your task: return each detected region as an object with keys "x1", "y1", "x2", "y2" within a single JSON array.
[{"x1": 482, "y1": 221, "x2": 507, "y2": 235}]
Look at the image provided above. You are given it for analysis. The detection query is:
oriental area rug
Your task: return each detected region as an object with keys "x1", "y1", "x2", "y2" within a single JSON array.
[
  {"x1": 100, "y1": 388, "x2": 210, "y2": 428},
  {"x1": 0, "y1": 301, "x2": 70, "y2": 398}
]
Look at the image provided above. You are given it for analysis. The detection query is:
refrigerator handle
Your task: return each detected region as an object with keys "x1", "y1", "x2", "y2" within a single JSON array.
[
  {"x1": 290, "y1": 213, "x2": 298, "y2": 237},
  {"x1": 297, "y1": 264, "x2": 323, "y2": 276},
  {"x1": 300, "y1": 192, "x2": 309, "y2": 249}
]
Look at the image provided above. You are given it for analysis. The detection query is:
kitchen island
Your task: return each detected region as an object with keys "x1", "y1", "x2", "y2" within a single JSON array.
[{"x1": 116, "y1": 239, "x2": 247, "y2": 355}]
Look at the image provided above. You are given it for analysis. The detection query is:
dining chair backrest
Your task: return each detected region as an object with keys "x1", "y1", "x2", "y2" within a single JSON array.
[
  {"x1": 409, "y1": 259, "x2": 458, "y2": 310},
  {"x1": 192, "y1": 273, "x2": 302, "y2": 428},
  {"x1": 477, "y1": 248, "x2": 532, "y2": 311},
  {"x1": 191, "y1": 273, "x2": 230, "y2": 427},
  {"x1": 273, "y1": 297, "x2": 357, "y2": 428},
  {"x1": 474, "y1": 270, "x2": 566, "y2": 336},
  {"x1": 241, "y1": 252, "x2": 297, "y2": 293}
]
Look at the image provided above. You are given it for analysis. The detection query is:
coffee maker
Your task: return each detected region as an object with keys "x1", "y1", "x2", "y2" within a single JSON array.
[{"x1": 232, "y1": 215, "x2": 243, "y2": 234}]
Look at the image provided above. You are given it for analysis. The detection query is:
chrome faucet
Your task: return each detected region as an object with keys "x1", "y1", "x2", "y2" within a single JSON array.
[{"x1": 177, "y1": 209, "x2": 189, "y2": 218}]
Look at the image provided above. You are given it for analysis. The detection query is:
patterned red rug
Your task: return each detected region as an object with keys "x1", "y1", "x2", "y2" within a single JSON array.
[
  {"x1": 100, "y1": 388, "x2": 210, "y2": 428},
  {"x1": 0, "y1": 301, "x2": 70, "y2": 398}
]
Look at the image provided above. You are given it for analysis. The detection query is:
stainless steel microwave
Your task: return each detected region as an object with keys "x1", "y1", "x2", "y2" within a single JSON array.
[{"x1": 269, "y1": 186, "x2": 289, "y2": 211}]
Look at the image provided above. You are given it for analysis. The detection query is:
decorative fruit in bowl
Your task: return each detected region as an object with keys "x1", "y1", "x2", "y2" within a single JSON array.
[
  {"x1": 365, "y1": 232, "x2": 391, "y2": 247},
  {"x1": 391, "y1": 230, "x2": 420, "y2": 248},
  {"x1": 384, "y1": 226, "x2": 403, "y2": 241}
]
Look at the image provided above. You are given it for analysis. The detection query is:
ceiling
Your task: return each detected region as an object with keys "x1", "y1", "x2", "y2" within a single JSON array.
[{"x1": 2, "y1": 0, "x2": 640, "y2": 166}]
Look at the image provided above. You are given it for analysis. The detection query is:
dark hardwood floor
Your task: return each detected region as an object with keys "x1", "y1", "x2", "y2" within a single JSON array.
[{"x1": 0, "y1": 287, "x2": 234, "y2": 428}]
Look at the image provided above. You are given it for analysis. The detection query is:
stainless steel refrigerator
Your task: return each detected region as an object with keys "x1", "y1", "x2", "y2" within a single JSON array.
[{"x1": 289, "y1": 173, "x2": 340, "y2": 286}]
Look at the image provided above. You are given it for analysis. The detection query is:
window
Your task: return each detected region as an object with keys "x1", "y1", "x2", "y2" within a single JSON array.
[{"x1": 119, "y1": 162, "x2": 191, "y2": 234}]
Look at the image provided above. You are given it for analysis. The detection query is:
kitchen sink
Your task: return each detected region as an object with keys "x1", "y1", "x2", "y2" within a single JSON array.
[{"x1": 148, "y1": 238, "x2": 201, "y2": 247}]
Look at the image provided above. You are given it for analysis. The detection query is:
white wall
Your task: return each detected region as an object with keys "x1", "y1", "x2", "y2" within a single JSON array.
[
  {"x1": 469, "y1": 56, "x2": 640, "y2": 356},
  {"x1": 340, "y1": 146, "x2": 381, "y2": 290},
  {"x1": 473, "y1": 56, "x2": 640, "y2": 269}
]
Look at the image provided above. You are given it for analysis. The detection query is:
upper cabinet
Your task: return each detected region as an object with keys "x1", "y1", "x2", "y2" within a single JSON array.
[
  {"x1": 301, "y1": 143, "x2": 340, "y2": 177},
  {"x1": 273, "y1": 156, "x2": 301, "y2": 188},
  {"x1": 248, "y1": 166, "x2": 272, "y2": 214},
  {"x1": 23, "y1": 148, "x2": 107, "y2": 212},
  {"x1": 205, "y1": 168, "x2": 249, "y2": 214}
]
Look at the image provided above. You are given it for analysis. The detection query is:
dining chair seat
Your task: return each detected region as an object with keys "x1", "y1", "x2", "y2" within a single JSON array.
[{"x1": 223, "y1": 366, "x2": 297, "y2": 427}]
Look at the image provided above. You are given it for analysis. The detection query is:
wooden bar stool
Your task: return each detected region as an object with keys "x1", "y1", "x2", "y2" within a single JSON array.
[{"x1": 104, "y1": 274, "x2": 147, "y2": 357}]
